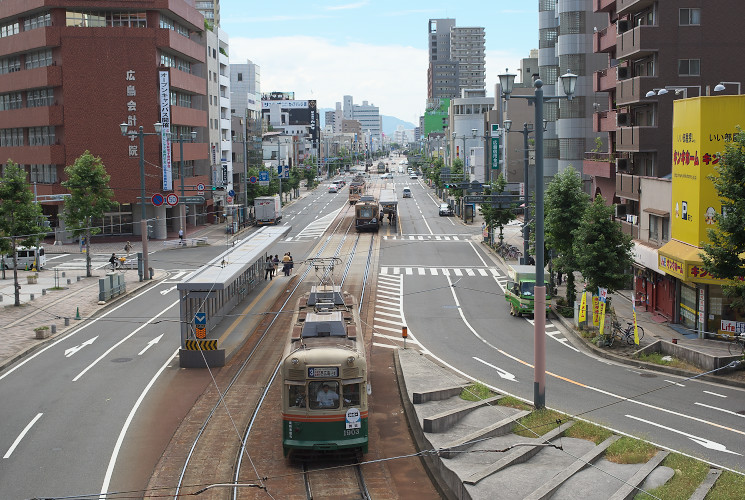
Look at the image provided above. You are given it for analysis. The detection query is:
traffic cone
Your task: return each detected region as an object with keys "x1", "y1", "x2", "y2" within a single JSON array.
[{"x1": 75, "y1": 307, "x2": 81, "y2": 320}]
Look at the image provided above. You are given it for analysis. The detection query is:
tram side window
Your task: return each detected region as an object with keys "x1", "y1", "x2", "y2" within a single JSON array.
[
  {"x1": 310, "y1": 381, "x2": 340, "y2": 409},
  {"x1": 288, "y1": 385, "x2": 306, "y2": 408},
  {"x1": 342, "y1": 382, "x2": 361, "y2": 407}
]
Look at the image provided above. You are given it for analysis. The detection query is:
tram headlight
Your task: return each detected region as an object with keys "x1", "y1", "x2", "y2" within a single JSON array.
[
  {"x1": 347, "y1": 356, "x2": 355, "y2": 366},
  {"x1": 291, "y1": 357, "x2": 299, "y2": 365}
]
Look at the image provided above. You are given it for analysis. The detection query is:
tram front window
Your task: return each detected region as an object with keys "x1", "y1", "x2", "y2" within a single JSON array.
[
  {"x1": 342, "y1": 382, "x2": 361, "y2": 407},
  {"x1": 288, "y1": 384, "x2": 306, "y2": 408},
  {"x1": 310, "y1": 381, "x2": 340, "y2": 409}
]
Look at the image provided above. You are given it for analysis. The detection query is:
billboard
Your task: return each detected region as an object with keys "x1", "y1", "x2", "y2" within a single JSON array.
[
  {"x1": 423, "y1": 98, "x2": 450, "y2": 136},
  {"x1": 671, "y1": 96, "x2": 745, "y2": 246}
]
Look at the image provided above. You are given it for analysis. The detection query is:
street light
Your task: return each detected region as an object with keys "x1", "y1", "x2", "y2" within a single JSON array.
[
  {"x1": 119, "y1": 121, "x2": 162, "y2": 281},
  {"x1": 644, "y1": 85, "x2": 701, "y2": 99},
  {"x1": 169, "y1": 130, "x2": 197, "y2": 232},
  {"x1": 498, "y1": 68, "x2": 577, "y2": 409},
  {"x1": 714, "y1": 81, "x2": 742, "y2": 94}
]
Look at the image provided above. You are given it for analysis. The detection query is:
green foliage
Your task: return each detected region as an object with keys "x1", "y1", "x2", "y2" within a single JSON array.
[
  {"x1": 0, "y1": 160, "x2": 45, "y2": 305},
  {"x1": 702, "y1": 128, "x2": 745, "y2": 312},
  {"x1": 573, "y1": 195, "x2": 633, "y2": 294},
  {"x1": 460, "y1": 382, "x2": 495, "y2": 401},
  {"x1": 479, "y1": 173, "x2": 514, "y2": 245},
  {"x1": 605, "y1": 436, "x2": 656, "y2": 464}
]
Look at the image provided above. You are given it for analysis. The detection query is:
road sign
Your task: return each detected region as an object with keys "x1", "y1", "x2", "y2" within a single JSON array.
[
  {"x1": 259, "y1": 171, "x2": 269, "y2": 186},
  {"x1": 196, "y1": 183, "x2": 205, "y2": 191},
  {"x1": 464, "y1": 194, "x2": 520, "y2": 207},
  {"x1": 194, "y1": 312, "x2": 206, "y2": 325},
  {"x1": 182, "y1": 196, "x2": 205, "y2": 204},
  {"x1": 166, "y1": 193, "x2": 179, "y2": 206},
  {"x1": 227, "y1": 196, "x2": 233, "y2": 203},
  {"x1": 228, "y1": 189, "x2": 235, "y2": 197},
  {"x1": 249, "y1": 176, "x2": 257, "y2": 184},
  {"x1": 151, "y1": 193, "x2": 164, "y2": 206}
]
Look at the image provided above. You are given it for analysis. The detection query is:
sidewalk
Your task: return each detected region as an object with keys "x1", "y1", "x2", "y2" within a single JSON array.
[{"x1": 0, "y1": 184, "x2": 316, "y2": 372}]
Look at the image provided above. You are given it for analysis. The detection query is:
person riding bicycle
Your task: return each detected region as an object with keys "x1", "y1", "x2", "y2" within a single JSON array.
[{"x1": 109, "y1": 253, "x2": 118, "y2": 269}]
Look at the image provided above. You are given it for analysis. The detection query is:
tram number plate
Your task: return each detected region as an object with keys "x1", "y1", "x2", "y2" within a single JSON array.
[{"x1": 308, "y1": 367, "x2": 338, "y2": 378}]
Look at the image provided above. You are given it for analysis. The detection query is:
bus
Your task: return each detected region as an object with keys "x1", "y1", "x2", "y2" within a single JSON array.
[{"x1": 2, "y1": 246, "x2": 47, "y2": 270}]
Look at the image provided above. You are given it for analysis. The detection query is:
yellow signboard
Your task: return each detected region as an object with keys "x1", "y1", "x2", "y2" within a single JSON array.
[{"x1": 671, "y1": 96, "x2": 745, "y2": 246}]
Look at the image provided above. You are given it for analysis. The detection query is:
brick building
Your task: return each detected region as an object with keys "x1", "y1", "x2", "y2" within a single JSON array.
[{"x1": 0, "y1": 1, "x2": 210, "y2": 239}]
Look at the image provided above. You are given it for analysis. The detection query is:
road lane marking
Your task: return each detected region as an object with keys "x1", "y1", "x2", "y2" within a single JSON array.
[
  {"x1": 3, "y1": 413, "x2": 43, "y2": 459},
  {"x1": 703, "y1": 390, "x2": 726, "y2": 398},
  {"x1": 625, "y1": 414, "x2": 742, "y2": 455},
  {"x1": 695, "y1": 402, "x2": 745, "y2": 418},
  {"x1": 138, "y1": 334, "x2": 163, "y2": 356},
  {"x1": 473, "y1": 356, "x2": 517, "y2": 381}
]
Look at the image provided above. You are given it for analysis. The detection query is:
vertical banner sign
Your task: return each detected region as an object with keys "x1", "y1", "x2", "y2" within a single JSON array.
[
  {"x1": 309, "y1": 100, "x2": 318, "y2": 161},
  {"x1": 159, "y1": 71, "x2": 172, "y2": 191},
  {"x1": 598, "y1": 287, "x2": 608, "y2": 336},
  {"x1": 631, "y1": 291, "x2": 639, "y2": 345},
  {"x1": 578, "y1": 291, "x2": 587, "y2": 323},
  {"x1": 491, "y1": 137, "x2": 500, "y2": 170},
  {"x1": 592, "y1": 295, "x2": 600, "y2": 327}
]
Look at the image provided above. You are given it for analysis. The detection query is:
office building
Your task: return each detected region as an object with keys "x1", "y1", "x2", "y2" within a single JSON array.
[{"x1": 427, "y1": 18, "x2": 485, "y2": 99}]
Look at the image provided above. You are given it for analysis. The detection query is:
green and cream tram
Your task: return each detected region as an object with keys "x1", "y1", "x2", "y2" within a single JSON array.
[{"x1": 282, "y1": 286, "x2": 368, "y2": 458}]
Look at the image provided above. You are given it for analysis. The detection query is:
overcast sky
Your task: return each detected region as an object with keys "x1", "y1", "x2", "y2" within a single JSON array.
[{"x1": 221, "y1": 1, "x2": 538, "y2": 125}]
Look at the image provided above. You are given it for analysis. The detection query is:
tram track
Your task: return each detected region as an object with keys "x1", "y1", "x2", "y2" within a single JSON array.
[
  {"x1": 146, "y1": 202, "x2": 378, "y2": 499},
  {"x1": 303, "y1": 461, "x2": 371, "y2": 500}
]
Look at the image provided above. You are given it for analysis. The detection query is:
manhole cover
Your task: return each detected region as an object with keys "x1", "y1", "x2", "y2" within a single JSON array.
[{"x1": 111, "y1": 357, "x2": 132, "y2": 363}]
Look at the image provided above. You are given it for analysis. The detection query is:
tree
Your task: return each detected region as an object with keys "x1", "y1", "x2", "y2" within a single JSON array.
[
  {"x1": 573, "y1": 195, "x2": 633, "y2": 294},
  {"x1": 544, "y1": 166, "x2": 590, "y2": 306},
  {"x1": 0, "y1": 161, "x2": 45, "y2": 306},
  {"x1": 479, "y1": 173, "x2": 514, "y2": 246},
  {"x1": 702, "y1": 129, "x2": 745, "y2": 311},
  {"x1": 61, "y1": 151, "x2": 117, "y2": 277}
]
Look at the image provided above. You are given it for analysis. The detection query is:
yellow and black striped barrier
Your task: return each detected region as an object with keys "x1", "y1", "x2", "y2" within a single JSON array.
[{"x1": 184, "y1": 339, "x2": 218, "y2": 351}]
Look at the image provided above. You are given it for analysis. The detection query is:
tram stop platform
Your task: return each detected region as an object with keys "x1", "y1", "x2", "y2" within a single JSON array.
[{"x1": 177, "y1": 225, "x2": 290, "y2": 368}]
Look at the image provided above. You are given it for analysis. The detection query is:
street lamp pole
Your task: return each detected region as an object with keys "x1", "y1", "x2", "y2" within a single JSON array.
[
  {"x1": 120, "y1": 122, "x2": 163, "y2": 281},
  {"x1": 499, "y1": 70, "x2": 577, "y2": 409},
  {"x1": 504, "y1": 120, "x2": 534, "y2": 264},
  {"x1": 170, "y1": 131, "x2": 197, "y2": 233}
]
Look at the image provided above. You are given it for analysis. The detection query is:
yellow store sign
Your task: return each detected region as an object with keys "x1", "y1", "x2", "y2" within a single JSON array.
[{"x1": 671, "y1": 96, "x2": 745, "y2": 246}]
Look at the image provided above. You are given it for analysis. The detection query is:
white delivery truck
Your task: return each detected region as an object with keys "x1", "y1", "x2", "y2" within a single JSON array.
[{"x1": 253, "y1": 195, "x2": 282, "y2": 225}]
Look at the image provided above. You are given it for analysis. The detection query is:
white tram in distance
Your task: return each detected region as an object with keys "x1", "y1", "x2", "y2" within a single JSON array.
[{"x1": 281, "y1": 260, "x2": 368, "y2": 459}]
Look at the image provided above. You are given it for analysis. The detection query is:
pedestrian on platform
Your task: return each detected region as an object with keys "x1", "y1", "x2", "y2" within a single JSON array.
[{"x1": 265, "y1": 256, "x2": 274, "y2": 280}]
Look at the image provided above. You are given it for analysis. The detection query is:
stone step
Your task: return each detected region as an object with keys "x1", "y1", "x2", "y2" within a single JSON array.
[
  {"x1": 423, "y1": 395, "x2": 504, "y2": 433},
  {"x1": 413, "y1": 384, "x2": 468, "y2": 404},
  {"x1": 688, "y1": 468, "x2": 721, "y2": 500},
  {"x1": 608, "y1": 450, "x2": 670, "y2": 500},
  {"x1": 438, "y1": 409, "x2": 531, "y2": 459}
]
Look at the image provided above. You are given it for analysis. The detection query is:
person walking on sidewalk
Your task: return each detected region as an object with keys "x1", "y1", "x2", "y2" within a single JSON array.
[
  {"x1": 282, "y1": 253, "x2": 291, "y2": 276},
  {"x1": 272, "y1": 255, "x2": 280, "y2": 278},
  {"x1": 288, "y1": 252, "x2": 294, "y2": 274},
  {"x1": 124, "y1": 241, "x2": 132, "y2": 258},
  {"x1": 178, "y1": 228, "x2": 184, "y2": 246},
  {"x1": 264, "y1": 256, "x2": 275, "y2": 280}
]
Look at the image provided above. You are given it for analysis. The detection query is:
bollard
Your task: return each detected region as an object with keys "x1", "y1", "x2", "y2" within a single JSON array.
[
  {"x1": 64, "y1": 317, "x2": 70, "y2": 326},
  {"x1": 67, "y1": 278, "x2": 71, "y2": 285},
  {"x1": 42, "y1": 289, "x2": 47, "y2": 295},
  {"x1": 62, "y1": 271, "x2": 66, "y2": 277},
  {"x1": 77, "y1": 276, "x2": 81, "y2": 281},
  {"x1": 30, "y1": 293, "x2": 34, "y2": 301},
  {"x1": 51, "y1": 324, "x2": 57, "y2": 334}
]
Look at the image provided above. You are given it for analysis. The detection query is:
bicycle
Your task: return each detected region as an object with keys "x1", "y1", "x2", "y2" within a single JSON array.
[
  {"x1": 611, "y1": 320, "x2": 645, "y2": 346},
  {"x1": 107, "y1": 257, "x2": 128, "y2": 272},
  {"x1": 728, "y1": 334, "x2": 745, "y2": 357}
]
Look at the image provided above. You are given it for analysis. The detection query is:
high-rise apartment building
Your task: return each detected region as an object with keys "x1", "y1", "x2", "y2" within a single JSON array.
[
  {"x1": 342, "y1": 96, "x2": 382, "y2": 151},
  {"x1": 0, "y1": 1, "x2": 210, "y2": 237},
  {"x1": 196, "y1": 0, "x2": 219, "y2": 27},
  {"x1": 427, "y1": 18, "x2": 485, "y2": 99}
]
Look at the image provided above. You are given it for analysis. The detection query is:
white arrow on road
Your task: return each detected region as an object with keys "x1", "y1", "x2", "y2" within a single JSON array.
[
  {"x1": 473, "y1": 356, "x2": 517, "y2": 382},
  {"x1": 138, "y1": 334, "x2": 164, "y2": 356},
  {"x1": 626, "y1": 414, "x2": 742, "y2": 455},
  {"x1": 160, "y1": 286, "x2": 177, "y2": 295},
  {"x1": 64, "y1": 336, "x2": 98, "y2": 358}
]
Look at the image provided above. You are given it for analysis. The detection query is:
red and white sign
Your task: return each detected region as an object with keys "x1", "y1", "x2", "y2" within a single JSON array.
[
  {"x1": 197, "y1": 183, "x2": 205, "y2": 195},
  {"x1": 166, "y1": 193, "x2": 179, "y2": 206},
  {"x1": 226, "y1": 196, "x2": 233, "y2": 204},
  {"x1": 151, "y1": 193, "x2": 164, "y2": 206}
]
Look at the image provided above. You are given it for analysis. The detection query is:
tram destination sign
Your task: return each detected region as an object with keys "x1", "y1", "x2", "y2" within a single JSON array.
[
  {"x1": 308, "y1": 367, "x2": 339, "y2": 378},
  {"x1": 464, "y1": 194, "x2": 520, "y2": 207}
]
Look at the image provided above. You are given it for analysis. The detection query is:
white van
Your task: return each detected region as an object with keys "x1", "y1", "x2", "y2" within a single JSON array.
[{"x1": 2, "y1": 246, "x2": 46, "y2": 269}]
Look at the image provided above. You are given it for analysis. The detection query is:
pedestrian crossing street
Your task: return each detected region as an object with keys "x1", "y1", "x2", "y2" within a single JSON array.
[{"x1": 380, "y1": 266, "x2": 505, "y2": 279}]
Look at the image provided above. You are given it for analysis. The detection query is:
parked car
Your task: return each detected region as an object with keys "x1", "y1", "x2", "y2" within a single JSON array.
[{"x1": 439, "y1": 203, "x2": 453, "y2": 216}]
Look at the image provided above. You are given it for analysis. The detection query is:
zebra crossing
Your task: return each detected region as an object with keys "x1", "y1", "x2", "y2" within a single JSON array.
[
  {"x1": 372, "y1": 273, "x2": 422, "y2": 350},
  {"x1": 284, "y1": 209, "x2": 341, "y2": 240},
  {"x1": 383, "y1": 234, "x2": 471, "y2": 241},
  {"x1": 380, "y1": 266, "x2": 503, "y2": 279}
]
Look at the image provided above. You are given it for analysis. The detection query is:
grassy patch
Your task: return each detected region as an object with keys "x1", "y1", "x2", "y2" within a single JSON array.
[
  {"x1": 606, "y1": 436, "x2": 656, "y2": 464},
  {"x1": 459, "y1": 382, "x2": 495, "y2": 402},
  {"x1": 496, "y1": 395, "x2": 532, "y2": 411},
  {"x1": 563, "y1": 420, "x2": 613, "y2": 445},
  {"x1": 513, "y1": 408, "x2": 566, "y2": 438},
  {"x1": 706, "y1": 469, "x2": 745, "y2": 500},
  {"x1": 633, "y1": 453, "x2": 709, "y2": 499},
  {"x1": 635, "y1": 352, "x2": 703, "y2": 373}
]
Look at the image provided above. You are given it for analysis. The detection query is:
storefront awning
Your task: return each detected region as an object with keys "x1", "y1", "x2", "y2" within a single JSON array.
[
  {"x1": 643, "y1": 207, "x2": 670, "y2": 217},
  {"x1": 658, "y1": 239, "x2": 721, "y2": 284}
]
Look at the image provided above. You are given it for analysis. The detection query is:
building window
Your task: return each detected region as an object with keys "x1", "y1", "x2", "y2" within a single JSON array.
[
  {"x1": 678, "y1": 59, "x2": 700, "y2": 76},
  {"x1": 0, "y1": 56, "x2": 21, "y2": 74},
  {"x1": 28, "y1": 126, "x2": 55, "y2": 146},
  {"x1": 648, "y1": 214, "x2": 668, "y2": 242},
  {"x1": 679, "y1": 8, "x2": 701, "y2": 26},
  {"x1": 539, "y1": 27, "x2": 557, "y2": 49},
  {"x1": 1, "y1": 20, "x2": 20, "y2": 38},
  {"x1": 159, "y1": 15, "x2": 188, "y2": 36},
  {"x1": 539, "y1": 0, "x2": 556, "y2": 12},
  {"x1": 559, "y1": 11, "x2": 586, "y2": 35},
  {"x1": 66, "y1": 10, "x2": 146, "y2": 27},
  {"x1": 30, "y1": 164, "x2": 57, "y2": 184},
  {"x1": 544, "y1": 139, "x2": 559, "y2": 159},
  {"x1": 0, "y1": 128, "x2": 24, "y2": 147},
  {"x1": 559, "y1": 96, "x2": 586, "y2": 119},
  {"x1": 23, "y1": 13, "x2": 52, "y2": 31},
  {"x1": 25, "y1": 49, "x2": 53, "y2": 69},
  {"x1": 237, "y1": 73, "x2": 243, "y2": 81},
  {"x1": 539, "y1": 65, "x2": 558, "y2": 85},
  {"x1": 27, "y1": 88, "x2": 54, "y2": 108},
  {"x1": 559, "y1": 54, "x2": 586, "y2": 77},
  {"x1": 0, "y1": 92, "x2": 23, "y2": 110},
  {"x1": 559, "y1": 138, "x2": 586, "y2": 161}
]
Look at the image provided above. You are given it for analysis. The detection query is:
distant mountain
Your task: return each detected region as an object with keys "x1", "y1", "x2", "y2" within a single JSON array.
[{"x1": 319, "y1": 108, "x2": 416, "y2": 136}]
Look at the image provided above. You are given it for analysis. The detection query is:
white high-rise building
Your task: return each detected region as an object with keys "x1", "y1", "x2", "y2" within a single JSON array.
[{"x1": 342, "y1": 96, "x2": 382, "y2": 151}]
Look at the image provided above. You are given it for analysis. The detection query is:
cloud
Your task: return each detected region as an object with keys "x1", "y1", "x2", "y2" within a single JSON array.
[
  {"x1": 325, "y1": 1, "x2": 369, "y2": 11},
  {"x1": 230, "y1": 36, "x2": 427, "y2": 124}
]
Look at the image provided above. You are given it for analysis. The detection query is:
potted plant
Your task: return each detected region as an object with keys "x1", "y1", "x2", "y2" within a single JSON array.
[
  {"x1": 34, "y1": 325, "x2": 50, "y2": 339},
  {"x1": 27, "y1": 274, "x2": 38, "y2": 284}
]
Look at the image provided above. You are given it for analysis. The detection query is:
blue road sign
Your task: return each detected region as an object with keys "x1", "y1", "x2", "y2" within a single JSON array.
[
  {"x1": 194, "y1": 312, "x2": 206, "y2": 325},
  {"x1": 228, "y1": 189, "x2": 235, "y2": 197}
]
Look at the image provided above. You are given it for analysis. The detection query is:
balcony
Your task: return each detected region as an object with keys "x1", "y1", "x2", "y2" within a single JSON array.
[
  {"x1": 617, "y1": 126, "x2": 658, "y2": 153},
  {"x1": 157, "y1": 29, "x2": 205, "y2": 63},
  {"x1": 0, "y1": 26, "x2": 60, "y2": 58},
  {"x1": 594, "y1": 68, "x2": 616, "y2": 93},
  {"x1": 168, "y1": 69, "x2": 206, "y2": 95},
  {"x1": 0, "y1": 65, "x2": 62, "y2": 93},
  {"x1": 583, "y1": 153, "x2": 615, "y2": 179},
  {"x1": 618, "y1": 219, "x2": 640, "y2": 239},
  {"x1": 172, "y1": 142, "x2": 206, "y2": 162},
  {"x1": 617, "y1": 25, "x2": 660, "y2": 60},
  {"x1": 594, "y1": 110, "x2": 617, "y2": 133},
  {"x1": 616, "y1": 172, "x2": 641, "y2": 201},
  {"x1": 593, "y1": 23, "x2": 617, "y2": 53},
  {"x1": 0, "y1": 104, "x2": 63, "y2": 128},
  {"x1": 0, "y1": 144, "x2": 65, "y2": 165},
  {"x1": 171, "y1": 106, "x2": 207, "y2": 128},
  {"x1": 616, "y1": 75, "x2": 658, "y2": 106},
  {"x1": 593, "y1": 0, "x2": 615, "y2": 12},
  {"x1": 617, "y1": 0, "x2": 655, "y2": 16}
]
